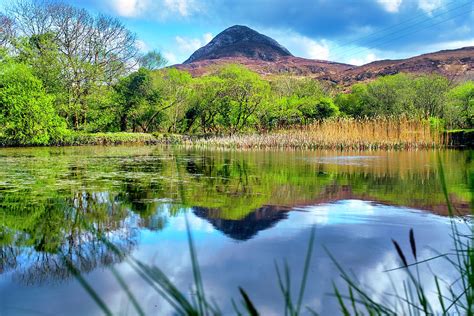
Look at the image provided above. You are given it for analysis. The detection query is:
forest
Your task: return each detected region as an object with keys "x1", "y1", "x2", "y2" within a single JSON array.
[{"x1": 0, "y1": 1, "x2": 473, "y2": 146}]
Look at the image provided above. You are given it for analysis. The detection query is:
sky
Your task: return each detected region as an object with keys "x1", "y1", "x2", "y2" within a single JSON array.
[{"x1": 1, "y1": 0, "x2": 473, "y2": 65}]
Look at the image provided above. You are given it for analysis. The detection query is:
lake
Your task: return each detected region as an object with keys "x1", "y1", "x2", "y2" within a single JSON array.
[{"x1": 0, "y1": 146, "x2": 472, "y2": 315}]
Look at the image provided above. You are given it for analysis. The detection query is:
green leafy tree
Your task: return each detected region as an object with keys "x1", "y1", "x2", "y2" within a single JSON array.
[
  {"x1": 151, "y1": 68, "x2": 192, "y2": 133},
  {"x1": 268, "y1": 76, "x2": 335, "y2": 126},
  {"x1": 113, "y1": 68, "x2": 161, "y2": 132},
  {"x1": 300, "y1": 96, "x2": 339, "y2": 121},
  {"x1": 412, "y1": 75, "x2": 449, "y2": 118},
  {"x1": 138, "y1": 50, "x2": 168, "y2": 70},
  {"x1": 0, "y1": 62, "x2": 67, "y2": 145},
  {"x1": 15, "y1": 33, "x2": 68, "y2": 114},
  {"x1": 335, "y1": 84, "x2": 368, "y2": 118},
  {"x1": 183, "y1": 76, "x2": 225, "y2": 133},
  {"x1": 7, "y1": 0, "x2": 139, "y2": 130},
  {"x1": 214, "y1": 65, "x2": 271, "y2": 133},
  {"x1": 446, "y1": 81, "x2": 474, "y2": 129}
]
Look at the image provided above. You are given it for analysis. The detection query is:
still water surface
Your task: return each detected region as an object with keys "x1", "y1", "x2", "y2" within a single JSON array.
[{"x1": 0, "y1": 147, "x2": 472, "y2": 315}]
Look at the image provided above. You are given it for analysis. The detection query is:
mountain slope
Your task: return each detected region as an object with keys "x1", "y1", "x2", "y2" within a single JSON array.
[
  {"x1": 175, "y1": 25, "x2": 474, "y2": 84},
  {"x1": 337, "y1": 47, "x2": 474, "y2": 84}
]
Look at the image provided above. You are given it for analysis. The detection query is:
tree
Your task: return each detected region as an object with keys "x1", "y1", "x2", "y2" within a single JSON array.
[
  {"x1": 16, "y1": 33, "x2": 68, "y2": 110},
  {"x1": 0, "y1": 62, "x2": 67, "y2": 145},
  {"x1": 138, "y1": 50, "x2": 167, "y2": 70},
  {"x1": 268, "y1": 76, "x2": 334, "y2": 126},
  {"x1": 184, "y1": 76, "x2": 225, "y2": 133},
  {"x1": 300, "y1": 96, "x2": 339, "y2": 121},
  {"x1": 214, "y1": 65, "x2": 271, "y2": 133},
  {"x1": 113, "y1": 68, "x2": 161, "y2": 132},
  {"x1": 335, "y1": 84, "x2": 368, "y2": 118},
  {"x1": 6, "y1": 0, "x2": 139, "y2": 129},
  {"x1": 412, "y1": 75, "x2": 449, "y2": 118},
  {"x1": 446, "y1": 81, "x2": 474, "y2": 129},
  {"x1": 0, "y1": 13, "x2": 14, "y2": 48},
  {"x1": 151, "y1": 68, "x2": 192, "y2": 133}
]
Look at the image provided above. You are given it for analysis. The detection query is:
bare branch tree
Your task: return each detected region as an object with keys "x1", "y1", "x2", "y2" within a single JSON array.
[{"x1": 0, "y1": 13, "x2": 15, "y2": 48}]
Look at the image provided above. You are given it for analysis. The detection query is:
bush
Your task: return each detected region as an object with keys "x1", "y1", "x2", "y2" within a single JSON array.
[{"x1": 0, "y1": 62, "x2": 67, "y2": 146}]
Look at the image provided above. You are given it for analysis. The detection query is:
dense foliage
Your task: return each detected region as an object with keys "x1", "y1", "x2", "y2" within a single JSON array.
[
  {"x1": 0, "y1": 1, "x2": 472, "y2": 145},
  {"x1": 0, "y1": 59, "x2": 67, "y2": 145}
]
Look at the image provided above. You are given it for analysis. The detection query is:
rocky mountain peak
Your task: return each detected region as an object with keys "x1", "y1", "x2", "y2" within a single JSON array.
[{"x1": 183, "y1": 25, "x2": 293, "y2": 64}]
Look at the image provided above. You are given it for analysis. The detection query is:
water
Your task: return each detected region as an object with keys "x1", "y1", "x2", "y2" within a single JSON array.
[{"x1": 0, "y1": 146, "x2": 472, "y2": 315}]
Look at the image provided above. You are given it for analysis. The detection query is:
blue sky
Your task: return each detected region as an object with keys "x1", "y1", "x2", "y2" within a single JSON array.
[{"x1": 2, "y1": 0, "x2": 473, "y2": 65}]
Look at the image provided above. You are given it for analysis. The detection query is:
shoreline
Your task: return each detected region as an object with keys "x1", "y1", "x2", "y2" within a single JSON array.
[{"x1": 0, "y1": 130, "x2": 472, "y2": 150}]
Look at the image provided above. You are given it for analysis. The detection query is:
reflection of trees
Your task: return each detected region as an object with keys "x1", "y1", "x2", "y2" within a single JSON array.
[
  {"x1": 5, "y1": 230, "x2": 136, "y2": 285},
  {"x1": 0, "y1": 192, "x2": 139, "y2": 285}
]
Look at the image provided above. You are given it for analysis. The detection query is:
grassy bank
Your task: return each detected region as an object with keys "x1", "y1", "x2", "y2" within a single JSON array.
[{"x1": 48, "y1": 132, "x2": 188, "y2": 146}]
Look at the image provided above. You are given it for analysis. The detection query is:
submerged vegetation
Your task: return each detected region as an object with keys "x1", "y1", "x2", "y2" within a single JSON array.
[{"x1": 0, "y1": 1, "x2": 473, "y2": 147}]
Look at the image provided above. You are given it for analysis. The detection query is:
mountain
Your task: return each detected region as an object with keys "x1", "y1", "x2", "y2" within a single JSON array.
[
  {"x1": 336, "y1": 47, "x2": 474, "y2": 84},
  {"x1": 183, "y1": 25, "x2": 293, "y2": 63},
  {"x1": 175, "y1": 25, "x2": 474, "y2": 85}
]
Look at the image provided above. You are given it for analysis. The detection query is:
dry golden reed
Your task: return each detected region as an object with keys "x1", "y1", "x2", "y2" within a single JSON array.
[{"x1": 187, "y1": 118, "x2": 447, "y2": 150}]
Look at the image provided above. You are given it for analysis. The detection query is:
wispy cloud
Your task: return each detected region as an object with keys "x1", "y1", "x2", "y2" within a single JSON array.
[
  {"x1": 175, "y1": 32, "x2": 213, "y2": 54},
  {"x1": 376, "y1": 0, "x2": 403, "y2": 13},
  {"x1": 348, "y1": 52, "x2": 378, "y2": 66},
  {"x1": 418, "y1": 0, "x2": 445, "y2": 15},
  {"x1": 270, "y1": 30, "x2": 330, "y2": 60},
  {"x1": 106, "y1": 0, "x2": 200, "y2": 19}
]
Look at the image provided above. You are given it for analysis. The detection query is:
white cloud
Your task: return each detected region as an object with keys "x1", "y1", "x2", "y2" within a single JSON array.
[
  {"x1": 135, "y1": 39, "x2": 149, "y2": 52},
  {"x1": 377, "y1": 0, "x2": 403, "y2": 13},
  {"x1": 418, "y1": 0, "x2": 444, "y2": 14},
  {"x1": 305, "y1": 39, "x2": 330, "y2": 60},
  {"x1": 269, "y1": 31, "x2": 330, "y2": 60},
  {"x1": 203, "y1": 32, "x2": 214, "y2": 44},
  {"x1": 175, "y1": 36, "x2": 203, "y2": 52},
  {"x1": 107, "y1": 0, "x2": 199, "y2": 18},
  {"x1": 164, "y1": 0, "x2": 194, "y2": 17},
  {"x1": 163, "y1": 51, "x2": 178, "y2": 64},
  {"x1": 108, "y1": 0, "x2": 149, "y2": 17},
  {"x1": 423, "y1": 39, "x2": 474, "y2": 51},
  {"x1": 348, "y1": 52, "x2": 378, "y2": 66},
  {"x1": 175, "y1": 32, "x2": 214, "y2": 54}
]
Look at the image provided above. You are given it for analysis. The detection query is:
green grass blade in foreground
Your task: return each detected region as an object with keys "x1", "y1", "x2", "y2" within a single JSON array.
[
  {"x1": 63, "y1": 257, "x2": 113, "y2": 316},
  {"x1": 109, "y1": 265, "x2": 145, "y2": 316},
  {"x1": 238, "y1": 287, "x2": 259, "y2": 316},
  {"x1": 295, "y1": 226, "x2": 316, "y2": 315},
  {"x1": 185, "y1": 214, "x2": 208, "y2": 315}
]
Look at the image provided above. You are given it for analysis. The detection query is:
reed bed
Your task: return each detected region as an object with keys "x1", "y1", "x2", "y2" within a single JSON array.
[{"x1": 187, "y1": 118, "x2": 447, "y2": 150}]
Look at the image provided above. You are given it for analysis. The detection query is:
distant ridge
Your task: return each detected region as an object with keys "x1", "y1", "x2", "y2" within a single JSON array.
[{"x1": 176, "y1": 25, "x2": 474, "y2": 85}]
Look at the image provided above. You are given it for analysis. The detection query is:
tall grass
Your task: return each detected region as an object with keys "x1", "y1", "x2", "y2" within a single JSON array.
[
  {"x1": 187, "y1": 118, "x2": 447, "y2": 150},
  {"x1": 331, "y1": 157, "x2": 473, "y2": 315}
]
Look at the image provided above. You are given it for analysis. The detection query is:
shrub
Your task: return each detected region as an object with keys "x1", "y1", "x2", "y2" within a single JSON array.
[{"x1": 0, "y1": 62, "x2": 67, "y2": 146}]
